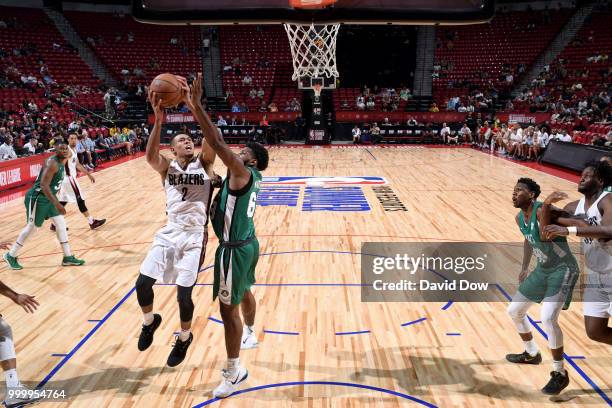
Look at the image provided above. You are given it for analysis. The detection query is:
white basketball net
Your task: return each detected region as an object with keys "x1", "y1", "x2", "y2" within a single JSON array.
[{"x1": 283, "y1": 23, "x2": 340, "y2": 81}]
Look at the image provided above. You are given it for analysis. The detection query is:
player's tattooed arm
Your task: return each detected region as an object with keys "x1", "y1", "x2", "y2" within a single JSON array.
[{"x1": 145, "y1": 90, "x2": 171, "y2": 175}]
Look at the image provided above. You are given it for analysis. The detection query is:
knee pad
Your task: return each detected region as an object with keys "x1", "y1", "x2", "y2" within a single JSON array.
[
  {"x1": 0, "y1": 319, "x2": 15, "y2": 361},
  {"x1": 177, "y1": 285, "x2": 195, "y2": 322},
  {"x1": 135, "y1": 274, "x2": 156, "y2": 307}
]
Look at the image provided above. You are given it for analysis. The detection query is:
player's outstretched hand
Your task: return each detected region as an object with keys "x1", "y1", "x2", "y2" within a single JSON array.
[
  {"x1": 0, "y1": 242, "x2": 9, "y2": 250},
  {"x1": 543, "y1": 224, "x2": 569, "y2": 239},
  {"x1": 543, "y1": 191, "x2": 568, "y2": 205},
  {"x1": 88, "y1": 173, "x2": 96, "y2": 183},
  {"x1": 148, "y1": 91, "x2": 163, "y2": 119},
  {"x1": 13, "y1": 293, "x2": 39, "y2": 313}
]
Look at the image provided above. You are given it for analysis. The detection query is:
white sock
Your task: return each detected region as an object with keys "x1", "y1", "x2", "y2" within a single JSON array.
[
  {"x1": 524, "y1": 339, "x2": 539, "y2": 356},
  {"x1": 8, "y1": 242, "x2": 22, "y2": 257},
  {"x1": 179, "y1": 329, "x2": 191, "y2": 342},
  {"x1": 87, "y1": 216, "x2": 94, "y2": 224},
  {"x1": 5, "y1": 369, "x2": 19, "y2": 388},
  {"x1": 143, "y1": 312, "x2": 154, "y2": 326},
  {"x1": 245, "y1": 325, "x2": 254, "y2": 334},
  {"x1": 227, "y1": 357, "x2": 240, "y2": 375},
  {"x1": 552, "y1": 359, "x2": 565, "y2": 373},
  {"x1": 61, "y1": 242, "x2": 72, "y2": 257}
]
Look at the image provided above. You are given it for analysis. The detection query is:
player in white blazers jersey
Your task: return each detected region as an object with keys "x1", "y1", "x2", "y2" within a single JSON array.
[
  {"x1": 542, "y1": 160, "x2": 612, "y2": 345},
  {"x1": 135, "y1": 87, "x2": 221, "y2": 367},
  {"x1": 54, "y1": 133, "x2": 106, "y2": 231}
]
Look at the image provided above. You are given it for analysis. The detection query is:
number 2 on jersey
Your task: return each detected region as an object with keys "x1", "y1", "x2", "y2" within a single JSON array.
[
  {"x1": 247, "y1": 191, "x2": 257, "y2": 217},
  {"x1": 181, "y1": 187, "x2": 188, "y2": 201}
]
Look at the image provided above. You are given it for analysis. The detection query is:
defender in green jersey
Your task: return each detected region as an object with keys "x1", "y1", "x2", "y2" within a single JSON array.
[
  {"x1": 506, "y1": 178, "x2": 578, "y2": 396},
  {"x1": 184, "y1": 74, "x2": 269, "y2": 399},
  {"x1": 3, "y1": 140, "x2": 84, "y2": 270}
]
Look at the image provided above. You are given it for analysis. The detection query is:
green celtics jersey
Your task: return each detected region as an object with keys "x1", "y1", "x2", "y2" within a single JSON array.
[
  {"x1": 29, "y1": 155, "x2": 64, "y2": 197},
  {"x1": 518, "y1": 201, "x2": 575, "y2": 268},
  {"x1": 212, "y1": 166, "x2": 262, "y2": 242}
]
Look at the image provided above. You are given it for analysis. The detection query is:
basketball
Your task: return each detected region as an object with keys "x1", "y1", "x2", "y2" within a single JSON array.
[{"x1": 149, "y1": 73, "x2": 183, "y2": 108}]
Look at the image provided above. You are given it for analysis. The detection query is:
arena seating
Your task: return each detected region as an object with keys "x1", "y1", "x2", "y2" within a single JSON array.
[
  {"x1": 0, "y1": 7, "x2": 99, "y2": 88},
  {"x1": 433, "y1": 9, "x2": 572, "y2": 107},
  {"x1": 219, "y1": 26, "x2": 299, "y2": 112},
  {"x1": 64, "y1": 11, "x2": 202, "y2": 84}
]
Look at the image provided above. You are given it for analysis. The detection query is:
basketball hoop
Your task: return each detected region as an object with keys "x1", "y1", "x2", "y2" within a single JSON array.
[
  {"x1": 283, "y1": 23, "x2": 340, "y2": 82},
  {"x1": 312, "y1": 83, "x2": 322, "y2": 97}
]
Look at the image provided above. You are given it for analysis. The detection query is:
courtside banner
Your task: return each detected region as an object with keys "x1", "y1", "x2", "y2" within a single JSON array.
[
  {"x1": 0, "y1": 153, "x2": 52, "y2": 192},
  {"x1": 361, "y1": 242, "x2": 589, "y2": 302},
  {"x1": 497, "y1": 112, "x2": 551, "y2": 124}
]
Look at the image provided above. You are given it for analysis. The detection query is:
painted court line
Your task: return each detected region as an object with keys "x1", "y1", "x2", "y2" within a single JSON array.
[
  {"x1": 401, "y1": 317, "x2": 428, "y2": 327},
  {"x1": 335, "y1": 330, "x2": 371, "y2": 336},
  {"x1": 494, "y1": 284, "x2": 611, "y2": 406},
  {"x1": 263, "y1": 330, "x2": 300, "y2": 336}
]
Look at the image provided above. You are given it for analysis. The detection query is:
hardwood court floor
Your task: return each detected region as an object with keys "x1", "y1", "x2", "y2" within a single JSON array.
[{"x1": 0, "y1": 146, "x2": 609, "y2": 407}]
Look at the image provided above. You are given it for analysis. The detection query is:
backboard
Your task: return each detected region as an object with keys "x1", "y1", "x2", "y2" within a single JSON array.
[{"x1": 132, "y1": 0, "x2": 495, "y2": 25}]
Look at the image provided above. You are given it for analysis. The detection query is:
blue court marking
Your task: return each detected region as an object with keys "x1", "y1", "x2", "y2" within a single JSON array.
[
  {"x1": 446, "y1": 333, "x2": 461, "y2": 336},
  {"x1": 50, "y1": 354, "x2": 67, "y2": 357},
  {"x1": 532, "y1": 320, "x2": 542, "y2": 323},
  {"x1": 303, "y1": 186, "x2": 370, "y2": 211},
  {"x1": 87, "y1": 319, "x2": 101, "y2": 323},
  {"x1": 258, "y1": 186, "x2": 300, "y2": 207},
  {"x1": 567, "y1": 356, "x2": 586, "y2": 360},
  {"x1": 401, "y1": 317, "x2": 427, "y2": 327},
  {"x1": 495, "y1": 284, "x2": 611, "y2": 406},
  {"x1": 208, "y1": 317, "x2": 223, "y2": 324},
  {"x1": 335, "y1": 330, "x2": 371, "y2": 336},
  {"x1": 263, "y1": 330, "x2": 300, "y2": 336},
  {"x1": 191, "y1": 381, "x2": 438, "y2": 407},
  {"x1": 37, "y1": 286, "x2": 136, "y2": 389},
  {"x1": 441, "y1": 301, "x2": 454, "y2": 311}
]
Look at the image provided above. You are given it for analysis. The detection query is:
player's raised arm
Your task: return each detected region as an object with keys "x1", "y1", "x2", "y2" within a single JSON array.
[
  {"x1": 145, "y1": 91, "x2": 171, "y2": 175},
  {"x1": 182, "y1": 74, "x2": 250, "y2": 182},
  {"x1": 545, "y1": 195, "x2": 612, "y2": 239},
  {"x1": 184, "y1": 74, "x2": 216, "y2": 168}
]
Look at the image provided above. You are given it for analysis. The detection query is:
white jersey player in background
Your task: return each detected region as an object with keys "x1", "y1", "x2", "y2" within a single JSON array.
[
  {"x1": 543, "y1": 159, "x2": 612, "y2": 345},
  {"x1": 53, "y1": 133, "x2": 106, "y2": 231},
  {"x1": 135, "y1": 87, "x2": 220, "y2": 367}
]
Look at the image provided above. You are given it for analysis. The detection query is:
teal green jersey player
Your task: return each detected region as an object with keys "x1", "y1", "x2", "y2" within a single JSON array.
[
  {"x1": 3, "y1": 140, "x2": 84, "y2": 270},
  {"x1": 505, "y1": 178, "x2": 578, "y2": 396},
  {"x1": 185, "y1": 72, "x2": 269, "y2": 399}
]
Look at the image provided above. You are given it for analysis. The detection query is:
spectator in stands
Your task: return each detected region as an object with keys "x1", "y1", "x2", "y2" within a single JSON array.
[
  {"x1": 382, "y1": 117, "x2": 391, "y2": 126},
  {"x1": 0, "y1": 136, "x2": 17, "y2": 160},
  {"x1": 170, "y1": 37, "x2": 178, "y2": 45},
  {"x1": 356, "y1": 95, "x2": 365, "y2": 110},
  {"x1": 291, "y1": 98, "x2": 301, "y2": 112},
  {"x1": 366, "y1": 97, "x2": 375, "y2": 111},
  {"x1": 217, "y1": 115, "x2": 228, "y2": 126},
  {"x1": 370, "y1": 122, "x2": 381, "y2": 144},
  {"x1": 249, "y1": 88, "x2": 258, "y2": 99},
  {"x1": 243, "y1": 74, "x2": 253, "y2": 86},
  {"x1": 240, "y1": 102, "x2": 249, "y2": 112},
  {"x1": 258, "y1": 101, "x2": 268, "y2": 112},
  {"x1": 440, "y1": 123, "x2": 451, "y2": 144},
  {"x1": 260, "y1": 115, "x2": 269, "y2": 127},
  {"x1": 429, "y1": 103, "x2": 439, "y2": 113},
  {"x1": 268, "y1": 102, "x2": 278, "y2": 113},
  {"x1": 352, "y1": 125, "x2": 361, "y2": 144},
  {"x1": 559, "y1": 130, "x2": 572, "y2": 142},
  {"x1": 447, "y1": 129, "x2": 459, "y2": 145},
  {"x1": 231, "y1": 102, "x2": 241, "y2": 112},
  {"x1": 459, "y1": 123, "x2": 472, "y2": 144},
  {"x1": 257, "y1": 87, "x2": 265, "y2": 99},
  {"x1": 23, "y1": 138, "x2": 36, "y2": 155},
  {"x1": 340, "y1": 100, "x2": 350, "y2": 110},
  {"x1": 203, "y1": 37, "x2": 210, "y2": 55},
  {"x1": 407, "y1": 117, "x2": 418, "y2": 126},
  {"x1": 95, "y1": 132, "x2": 113, "y2": 161}
]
